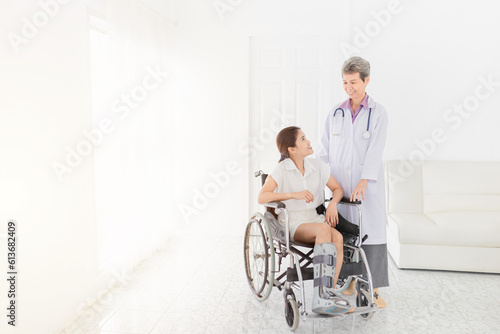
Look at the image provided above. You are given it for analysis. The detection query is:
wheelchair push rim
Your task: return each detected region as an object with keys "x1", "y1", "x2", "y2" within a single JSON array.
[{"x1": 243, "y1": 213, "x2": 275, "y2": 301}]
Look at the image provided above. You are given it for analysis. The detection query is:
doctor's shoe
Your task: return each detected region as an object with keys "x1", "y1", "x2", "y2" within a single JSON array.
[{"x1": 373, "y1": 288, "x2": 387, "y2": 308}]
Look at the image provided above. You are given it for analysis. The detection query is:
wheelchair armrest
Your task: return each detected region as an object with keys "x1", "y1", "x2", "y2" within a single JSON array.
[
  {"x1": 325, "y1": 197, "x2": 361, "y2": 205},
  {"x1": 340, "y1": 197, "x2": 361, "y2": 205},
  {"x1": 261, "y1": 201, "x2": 286, "y2": 209}
]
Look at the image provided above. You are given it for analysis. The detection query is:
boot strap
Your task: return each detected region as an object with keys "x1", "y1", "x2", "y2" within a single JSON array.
[
  {"x1": 313, "y1": 254, "x2": 335, "y2": 266},
  {"x1": 314, "y1": 276, "x2": 333, "y2": 288}
]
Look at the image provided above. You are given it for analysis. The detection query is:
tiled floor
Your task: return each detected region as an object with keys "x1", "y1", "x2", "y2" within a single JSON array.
[{"x1": 60, "y1": 236, "x2": 500, "y2": 334}]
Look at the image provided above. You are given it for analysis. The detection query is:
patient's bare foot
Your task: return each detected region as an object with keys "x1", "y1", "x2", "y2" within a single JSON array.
[
  {"x1": 342, "y1": 279, "x2": 356, "y2": 296},
  {"x1": 373, "y1": 288, "x2": 387, "y2": 308}
]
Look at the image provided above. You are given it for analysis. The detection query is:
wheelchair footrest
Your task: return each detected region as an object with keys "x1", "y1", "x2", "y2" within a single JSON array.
[
  {"x1": 286, "y1": 267, "x2": 314, "y2": 282},
  {"x1": 339, "y1": 262, "x2": 363, "y2": 277}
]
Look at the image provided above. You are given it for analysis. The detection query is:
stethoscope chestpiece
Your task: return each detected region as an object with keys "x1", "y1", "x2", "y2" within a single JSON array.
[{"x1": 363, "y1": 131, "x2": 371, "y2": 139}]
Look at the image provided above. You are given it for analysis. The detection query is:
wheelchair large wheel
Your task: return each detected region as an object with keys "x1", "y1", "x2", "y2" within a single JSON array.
[{"x1": 243, "y1": 213, "x2": 275, "y2": 301}]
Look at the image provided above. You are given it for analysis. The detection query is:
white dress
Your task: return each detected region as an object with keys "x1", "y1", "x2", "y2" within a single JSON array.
[{"x1": 269, "y1": 157, "x2": 330, "y2": 240}]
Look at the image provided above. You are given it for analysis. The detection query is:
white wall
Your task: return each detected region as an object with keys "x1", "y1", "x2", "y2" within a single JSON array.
[
  {"x1": 0, "y1": 1, "x2": 174, "y2": 333},
  {"x1": 166, "y1": 0, "x2": 500, "y2": 241},
  {"x1": 168, "y1": 0, "x2": 352, "y2": 238},
  {"x1": 0, "y1": 1, "x2": 98, "y2": 333},
  {"x1": 349, "y1": 0, "x2": 500, "y2": 162},
  {"x1": 1, "y1": 0, "x2": 499, "y2": 332}
]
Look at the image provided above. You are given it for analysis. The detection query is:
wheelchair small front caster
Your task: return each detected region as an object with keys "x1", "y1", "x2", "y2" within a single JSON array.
[{"x1": 284, "y1": 294, "x2": 299, "y2": 331}]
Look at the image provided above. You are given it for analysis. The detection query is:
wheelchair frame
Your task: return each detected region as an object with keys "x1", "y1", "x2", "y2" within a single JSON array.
[{"x1": 243, "y1": 171, "x2": 378, "y2": 330}]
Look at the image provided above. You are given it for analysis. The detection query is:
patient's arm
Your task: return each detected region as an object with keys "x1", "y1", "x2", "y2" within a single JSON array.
[
  {"x1": 257, "y1": 175, "x2": 313, "y2": 204},
  {"x1": 326, "y1": 175, "x2": 344, "y2": 204},
  {"x1": 325, "y1": 175, "x2": 344, "y2": 225}
]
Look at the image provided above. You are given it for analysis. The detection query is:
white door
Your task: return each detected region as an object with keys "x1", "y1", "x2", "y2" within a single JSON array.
[{"x1": 249, "y1": 36, "x2": 334, "y2": 214}]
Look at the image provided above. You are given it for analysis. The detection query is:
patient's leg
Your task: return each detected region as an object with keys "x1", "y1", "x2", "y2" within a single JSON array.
[
  {"x1": 294, "y1": 223, "x2": 332, "y2": 245},
  {"x1": 330, "y1": 228, "x2": 343, "y2": 288},
  {"x1": 293, "y1": 223, "x2": 344, "y2": 288}
]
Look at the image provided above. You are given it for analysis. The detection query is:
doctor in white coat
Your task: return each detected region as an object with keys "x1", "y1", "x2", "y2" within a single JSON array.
[{"x1": 316, "y1": 56, "x2": 389, "y2": 308}]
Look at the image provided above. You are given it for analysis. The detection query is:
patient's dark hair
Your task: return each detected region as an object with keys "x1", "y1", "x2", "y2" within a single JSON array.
[{"x1": 277, "y1": 126, "x2": 300, "y2": 162}]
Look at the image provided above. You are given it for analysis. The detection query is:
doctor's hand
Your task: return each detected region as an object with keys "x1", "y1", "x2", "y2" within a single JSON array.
[
  {"x1": 350, "y1": 179, "x2": 368, "y2": 202},
  {"x1": 325, "y1": 203, "x2": 339, "y2": 227},
  {"x1": 293, "y1": 190, "x2": 314, "y2": 203}
]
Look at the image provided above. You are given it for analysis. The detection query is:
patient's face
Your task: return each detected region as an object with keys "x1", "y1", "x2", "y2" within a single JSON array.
[{"x1": 291, "y1": 130, "x2": 313, "y2": 158}]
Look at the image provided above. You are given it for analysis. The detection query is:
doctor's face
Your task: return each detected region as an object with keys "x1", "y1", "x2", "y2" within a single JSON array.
[
  {"x1": 343, "y1": 72, "x2": 370, "y2": 101},
  {"x1": 289, "y1": 130, "x2": 313, "y2": 158}
]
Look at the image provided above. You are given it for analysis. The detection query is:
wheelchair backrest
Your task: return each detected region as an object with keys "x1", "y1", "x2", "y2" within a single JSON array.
[{"x1": 259, "y1": 172, "x2": 268, "y2": 187}]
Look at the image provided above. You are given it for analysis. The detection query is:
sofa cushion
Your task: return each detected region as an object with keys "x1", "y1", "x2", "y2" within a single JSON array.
[
  {"x1": 388, "y1": 212, "x2": 500, "y2": 248},
  {"x1": 385, "y1": 161, "x2": 423, "y2": 214},
  {"x1": 388, "y1": 213, "x2": 437, "y2": 244},
  {"x1": 422, "y1": 161, "x2": 500, "y2": 214}
]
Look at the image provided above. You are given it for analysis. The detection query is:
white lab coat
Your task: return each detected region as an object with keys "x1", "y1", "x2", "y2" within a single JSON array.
[{"x1": 316, "y1": 95, "x2": 388, "y2": 245}]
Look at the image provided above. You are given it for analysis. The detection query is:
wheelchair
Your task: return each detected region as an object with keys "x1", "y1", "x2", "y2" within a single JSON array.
[{"x1": 243, "y1": 170, "x2": 377, "y2": 331}]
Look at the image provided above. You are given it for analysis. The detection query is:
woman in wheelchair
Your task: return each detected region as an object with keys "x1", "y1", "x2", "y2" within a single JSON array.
[{"x1": 258, "y1": 126, "x2": 353, "y2": 314}]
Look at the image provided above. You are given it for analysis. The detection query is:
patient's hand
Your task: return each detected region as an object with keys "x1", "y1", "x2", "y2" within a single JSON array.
[
  {"x1": 325, "y1": 203, "x2": 339, "y2": 226},
  {"x1": 293, "y1": 190, "x2": 314, "y2": 203}
]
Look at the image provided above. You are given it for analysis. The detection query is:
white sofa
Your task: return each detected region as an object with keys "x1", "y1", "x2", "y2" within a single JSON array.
[{"x1": 385, "y1": 160, "x2": 500, "y2": 273}]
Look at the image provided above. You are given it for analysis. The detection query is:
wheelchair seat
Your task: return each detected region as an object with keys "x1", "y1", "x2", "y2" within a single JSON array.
[
  {"x1": 264, "y1": 209, "x2": 359, "y2": 250},
  {"x1": 258, "y1": 171, "x2": 360, "y2": 245}
]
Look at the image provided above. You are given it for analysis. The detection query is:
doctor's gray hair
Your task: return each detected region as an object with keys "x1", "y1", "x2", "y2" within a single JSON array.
[{"x1": 342, "y1": 57, "x2": 370, "y2": 82}]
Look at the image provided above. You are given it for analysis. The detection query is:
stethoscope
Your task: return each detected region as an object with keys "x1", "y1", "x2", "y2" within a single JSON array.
[{"x1": 332, "y1": 107, "x2": 372, "y2": 139}]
